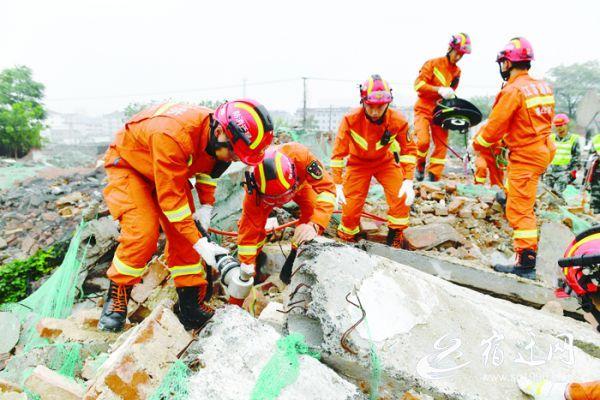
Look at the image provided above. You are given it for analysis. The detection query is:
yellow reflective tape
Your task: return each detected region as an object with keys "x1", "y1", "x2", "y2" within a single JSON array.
[
  {"x1": 414, "y1": 80, "x2": 426, "y2": 91},
  {"x1": 112, "y1": 254, "x2": 146, "y2": 277},
  {"x1": 390, "y1": 140, "x2": 400, "y2": 153},
  {"x1": 429, "y1": 157, "x2": 447, "y2": 165},
  {"x1": 238, "y1": 245, "x2": 258, "y2": 256},
  {"x1": 187, "y1": 155, "x2": 193, "y2": 167},
  {"x1": 316, "y1": 191, "x2": 336, "y2": 205},
  {"x1": 433, "y1": 67, "x2": 448, "y2": 87},
  {"x1": 399, "y1": 155, "x2": 417, "y2": 164},
  {"x1": 338, "y1": 223, "x2": 360, "y2": 235},
  {"x1": 475, "y1": 176, "x2": 486, "y2": 183},
  {"x1": 163, "y1": 204, "x2": 192, "y2": 222},
  {"x1": 275, "y1": 152, "x2": 291, "y2": 190},
  {"x1": 257, "y1": 237, "x2": 266, "y2": 247},
  {"x1": 513, "y1": 229, "x2": 538, "y2": 239},
  {"x1": 258, "y1": 162, "x2": 267, "y2": 193},
  {"x1": 349, "y1": 129, "x2": 368, "y2": 151},
  {"x1": 525, "y1": 95, "x2": 555, "y2": 109},
  {"x1": 476, "y1": 135, "x2": 493, "y2": 148},
  {"x1": 511, "y1": 38, "x2": 522, "y2": 49},
  {"x1": 387, "y1": 215, "x2": 409, "y2": 225},
  {"x1": 197, "y1": 173, "x2": 217, "y2": 187},
  {"x1": 417, "y1": 149, "x2": 428, "y2": 157},
  {"x1": 169, "y1": 262, "x2": 205, "y2": 279},
  {"x1": 152, "y1": 102, "x2": 176, "y2": 117},
  {"x1": 330, "y1": 159, "x2": 345, "y2": 168},
  {"x1": 234, "y1": 102, "x2": 264, "y2": 150}
]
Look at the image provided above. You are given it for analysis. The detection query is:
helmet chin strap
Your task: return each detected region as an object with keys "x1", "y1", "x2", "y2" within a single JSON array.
[
  {"x1": 498, "y1": 61, "x2": 511, "y2": 82},
  {"x1": 363, "y1": 103, "x2": 389, "y2": 125},
  {"x1": 206, "y1": 115, "x2": 232, "y2": 157}
]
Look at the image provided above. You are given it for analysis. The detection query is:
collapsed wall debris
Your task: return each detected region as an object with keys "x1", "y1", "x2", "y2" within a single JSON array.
[{"x1": 284, "y1": 239, "x2": 600, "y2": 400}]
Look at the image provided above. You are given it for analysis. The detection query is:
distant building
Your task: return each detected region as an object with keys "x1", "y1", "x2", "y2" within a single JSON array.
[
  {"x1": 42, "y1": 111, "x2": 124, "y2": 144},
  {"x1": 293, "y1": 105, "x2": 414, "y2": 132}
]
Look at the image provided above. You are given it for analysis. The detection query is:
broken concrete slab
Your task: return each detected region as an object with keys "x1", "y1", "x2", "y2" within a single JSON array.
[
  {"x1": 130, "y1": 258, "x2": 169, "y2": 304},
  {"x1": 188, "y1": 306, "x2": 365, "y2": 400},
  {"x1": 285, "y1": 239, "x2": 600, "y2": 400},
  {"x1": 36, "y1": 317, "x2": 118, "y2": 347},
  {"x1": 258, "y1": 302, "x2": 286, "y2": 334},
  {"x1": 537, "y1": 222, "x2": 574, "y2": 287},
  {"x1": 403, "y1": 223, "x2": 465, "y2": 250},
  {"x1": 0, "y1": 378, "x2": 23, "y2": 393},
  {"x1": 0, "y1": 312, "x2": 21, "y2": 354},
  {"x1": 25, "y1": 365, "x2": 84, "y2": 400},
  {"x1": 84, "y1": 301, "x2": 192, "y2": 400},
  {"x1": 365, "y1": 242, "x2": 583, "y2": 315}
]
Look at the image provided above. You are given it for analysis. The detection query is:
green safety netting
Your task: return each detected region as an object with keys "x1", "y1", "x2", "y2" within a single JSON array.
[
  {"x1": 149, "y1": 360, "x2": 191, "y2": 400},
  {"x1": 0, "y1": 220, "x2": 90, "y2": 388},
  {"x1": 456, "y1": 183, "x2": 498, "y2": 198},
  {"x1": 0, "y1": 162, "x2": 44, "y2": 190},
  {"x1": 251, "y1": 333, "x2": 320, "y2": 400},
  {"x1": 364, "y1": 317, "x2": 382, "y2": 400},
  {"x1": 542, "y1": 206, "x2": 592, "y2": 235}
]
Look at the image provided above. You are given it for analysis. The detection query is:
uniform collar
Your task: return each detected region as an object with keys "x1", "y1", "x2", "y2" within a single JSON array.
[{"x1": 507, "y1": 70, "x2": 529, "y2": 84}]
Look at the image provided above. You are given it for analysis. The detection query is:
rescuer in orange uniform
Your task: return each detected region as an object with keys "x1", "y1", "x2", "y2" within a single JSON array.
[
  {"x1": 473, "y1": 37, "x2": 555, "y2": 279},
  {"x1": 331, "y1": 75, "x2": 417, "y2": 248},
  {"x1": 414, "y1": 33, "x2": 471, "y2": 182},
  {"x1": 473, "y1": 124, "x2": 506, "y2": 188},
  {"x1": 237, "y1": 143, "x2": 336, "y2": 278},
  {"x1": 99, "y1": 100, "x2": 274, "y2": 332}
]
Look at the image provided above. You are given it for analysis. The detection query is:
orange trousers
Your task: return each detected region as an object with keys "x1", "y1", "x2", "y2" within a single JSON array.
[
  {"x1": 338, "y1": 159, "x2": 408, "y2": 239},
  {"x1": 568, "y1": 380, "x2": 600, "y2": 400},
  {"x1": 104, "y1": 165, "x2": 205, "y2": 288},
  {"x1": 415, "y1": 113, "x2": 448, "y2": 180},
  {"x1": 506, "y1": 143, "x2": 553, "y2": 252}
]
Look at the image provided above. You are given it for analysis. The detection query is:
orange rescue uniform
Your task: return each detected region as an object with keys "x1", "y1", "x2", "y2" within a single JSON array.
[
  {"x1": 237, "y1": 142, "x2": 336, "y2": 267},
  {"x1": 330, "y1": 108, "x2": 417, "y2": 239},
  {"x1": 568, "y1": 381, "x2": 600, "y2": 400},
  {"x1": 414, "y1": 56, "x2": 461, "y2": 179},
  {"x1": 474, "y1": 70, "x2": 555, "y2": 251},
  {"x1": 103, "y1": 103, "x2": 226, "y2": 288}
]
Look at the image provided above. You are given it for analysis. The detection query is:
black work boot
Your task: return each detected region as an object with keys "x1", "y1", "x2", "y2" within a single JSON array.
[
  {"x1": 495, "y1": 190, "x2": 507, "y2": 211},
  {"x1": 98, "y1": 281, "x2": 132, "y2": 332},
  {"x1": 176, "y1": 285, "x2": 214, "y2": 330},
  {"x1": 493, "y1": 249, "x2": 537, "y2": 280},
  {"x1": 425, "y1": 172, "x2": 439, "y2": 182},
  {"x1": 386, "y1": 228, "x2": 405, "y2": 249},
  {"x1": 415, "y1": 167, "x2": 425, "y2": 182}
]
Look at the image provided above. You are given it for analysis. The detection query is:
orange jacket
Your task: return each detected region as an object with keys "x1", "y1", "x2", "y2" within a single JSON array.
[
  {"x1": 330, "y1": 108, "x2": 416, "y2": 184},
  {"x1": 474, "y1": 71, "x2": 555, "y2": 164},
  {"x1": 104, "y1": 102, "x2": 227, "y2": 246},
  {"x1": 414, "y1": 56, "x2": 461, "y2": 116},
  {"x1": 237, "y1": 142, "x2": 336, "y2": 266}
]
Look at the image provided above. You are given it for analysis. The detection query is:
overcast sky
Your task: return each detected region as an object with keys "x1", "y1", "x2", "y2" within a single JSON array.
[{"x1": 2, "y1": 0, "x2": 599, "y2": 116}]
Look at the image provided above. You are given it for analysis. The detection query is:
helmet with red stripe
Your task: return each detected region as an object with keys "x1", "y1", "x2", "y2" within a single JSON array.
[
  {"x1": 252, "y1": 148, "x2": 298, "y2": 206},
  {"x1": 359, "y1": 75, "x2": 393, "y2": 105},
  {"x1": 449, "y1": 33, "x2": 472, "y2": 55},
  {"x1": 214, "y1": 99, "x2": 274, "y2": 166}
]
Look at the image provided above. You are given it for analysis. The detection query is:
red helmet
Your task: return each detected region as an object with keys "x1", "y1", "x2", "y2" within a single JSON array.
[
  {"x1": 496, "y1": 37, "x2": 534, "y2": 63},
  {"x1": 359, "y1": 75, "x2": 393, "y2": 105},
  {"x1": 449, "y1": 33, "x2": 471, "y2": 55},
  {"x1": 252, "y1": 148, "x2": 298, "y2": 206},
  {"x1": 558, "y1": 229, "x2": 600, "y2": 297},
  {"x1": 553, "y1": 113, "x2": 570, "y2": 127},
  {"x1": 214, "y1": 99, "x2": 274, "y2": 166}
]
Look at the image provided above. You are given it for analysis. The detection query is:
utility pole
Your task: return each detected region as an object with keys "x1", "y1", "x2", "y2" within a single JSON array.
[
  {"x1": 242, "y1": 78, "x2": 247, "y2": 97},
  {"x1": 302, "y1": 77, "x2": 307, "y2": 132},
  {"x1": 328, "y1": 104, "x2": 332, "y2": 132}
]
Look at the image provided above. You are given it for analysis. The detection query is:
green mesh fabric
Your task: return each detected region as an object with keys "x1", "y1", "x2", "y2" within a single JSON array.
[
  {"x1": 363, "y1": 316, "x2": 382, "y2": 400},
  {"x1": 251, "y1": 333, "x2": 320, "y2": 400},
  {"x1": 456, "y1": 183, "x2": 498, "y2": 198},
  {"x1": 0, "y1": 221, "x2": 90, "y2": 388},
  {"x1": 542, "y1": 207, "x2": 592, "y2": 235},
  {"x1": 149, "y1": 360, "x2": 191, "y2": 400}
]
